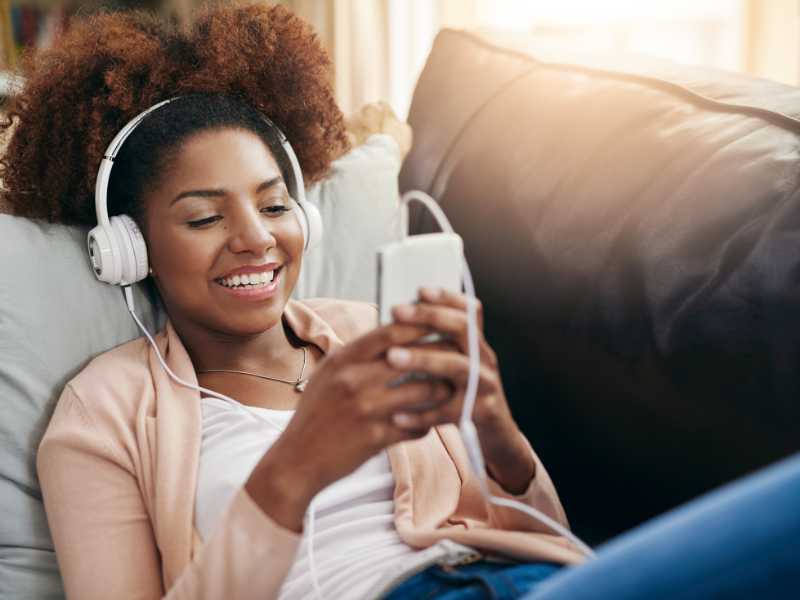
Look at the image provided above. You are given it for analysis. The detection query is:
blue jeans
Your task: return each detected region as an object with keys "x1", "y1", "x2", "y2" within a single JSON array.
[
  {"x1": 388, "y1": 452, "x2": 800, "y2": 599},
  {"x1": 385, "y1": 560, "x2": 560, "y2": 599},
  {"x1": 526, "y1": 451, "x2": 800, "y2": 599}
]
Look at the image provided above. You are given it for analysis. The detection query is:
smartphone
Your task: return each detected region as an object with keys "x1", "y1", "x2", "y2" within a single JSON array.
[
  {"x1": 377, "y1": 232, "x2": 464, "y2": 391},
  {"x1": 376, "y1": 232, "x2": 464, "y2": 326}
]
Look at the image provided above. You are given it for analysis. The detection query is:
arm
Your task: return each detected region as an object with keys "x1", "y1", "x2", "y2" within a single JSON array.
[
  {"x1": 468, "y1": 391, "x2": 571, "y2": 532},
  {"x1": 435, "y1": 423, "x2": 569, "y2": 533},
  {"x1": 484, "y1": 432, "x2": 571, "y2": 533},
  {"x1": 37, "y1": 385, "x2": 300, "y2": 600},
  {"x1": 384, "y1": 288, "x2": 571, "y2": 533}
]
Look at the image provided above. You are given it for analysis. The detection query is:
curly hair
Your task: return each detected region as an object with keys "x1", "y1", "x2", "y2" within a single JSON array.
[{"x1": 0, "y1": 2, "x2": 349, "y2": 226}]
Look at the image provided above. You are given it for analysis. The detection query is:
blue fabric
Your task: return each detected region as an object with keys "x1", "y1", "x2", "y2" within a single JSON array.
[
  {"x1": 527, "y1": 451, "x2": 800, "y2": 599},
  {"x1": 385, "y1": 561, "x2": 560, "y2": 599}
]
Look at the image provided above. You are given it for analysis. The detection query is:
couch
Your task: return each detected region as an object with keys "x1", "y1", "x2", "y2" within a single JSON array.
[
  {"x1": 3, "y1": 26, "x2": 800, "y2": 598},
  {"x1": 401, "y1": 29, "x2": 800, "y2": 544}
]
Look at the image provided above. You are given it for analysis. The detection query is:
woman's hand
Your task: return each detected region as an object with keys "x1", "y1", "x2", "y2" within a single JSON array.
[
  {"x1": 385, "y1": 287, "x2": 536, "y2": 495},
  {"x1": 247, "y1": 318, "x2": 454, "y2": 531}
]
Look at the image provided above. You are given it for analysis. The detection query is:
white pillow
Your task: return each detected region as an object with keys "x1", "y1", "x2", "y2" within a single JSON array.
[
  {"x1": 293, "y1": 133, "x2": 404, "y2": 303},
  {"x1": 0, "y1": 218, "x2": 160, "y2": 600}
]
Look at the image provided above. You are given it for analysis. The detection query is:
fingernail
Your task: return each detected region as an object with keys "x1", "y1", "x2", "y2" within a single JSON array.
[
  {"x1": 387, "y1": 347, "x2": 411, "y2": 367},
  {"x1": 421, "y1": 287, "x2": 441, "y2": 300},
  {"x1": 393, "y1": 413, "x2": 416, "y2": 428},
  {"x1": 393, "y1": 304, "x2": 415, "y2": 319}
]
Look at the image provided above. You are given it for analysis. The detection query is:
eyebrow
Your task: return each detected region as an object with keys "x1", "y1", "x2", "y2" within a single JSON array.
[{"x1": 170, "y1": 176, "x2": 284, "y2": 206}]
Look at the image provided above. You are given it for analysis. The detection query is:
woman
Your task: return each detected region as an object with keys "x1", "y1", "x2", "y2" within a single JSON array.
[{"x1": 1, "y1": 4, "x2": 580, "y2": 599}]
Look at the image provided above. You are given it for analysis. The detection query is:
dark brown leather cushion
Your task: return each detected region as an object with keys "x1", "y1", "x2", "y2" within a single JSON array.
[{"x1": 401, "y1": 29, "x2": 800, "y2": 543}]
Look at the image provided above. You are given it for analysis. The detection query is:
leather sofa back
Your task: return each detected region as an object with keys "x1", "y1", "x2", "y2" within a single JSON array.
[{"x1": 401, "y1": 29, "x2": 800, "y2": 542}]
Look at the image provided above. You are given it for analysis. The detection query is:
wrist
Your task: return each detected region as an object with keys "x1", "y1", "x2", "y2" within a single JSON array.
[
  {"x1": 245, "y1": 442, "x2": 320, "y2": 533},
  {"x1": 477, "y1": 409, "x2": 536, "y2": 495},
  {"x1": 474, "y1": 395, "x2": 516, "y2": 452},
  {"x1": 485, "y1": 441, "x2": 536, "y2": 495}
]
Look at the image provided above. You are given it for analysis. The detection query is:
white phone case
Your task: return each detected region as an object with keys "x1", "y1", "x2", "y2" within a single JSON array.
[{"x1": 376, "y1": 232, "x2": 464, "y2": 325}]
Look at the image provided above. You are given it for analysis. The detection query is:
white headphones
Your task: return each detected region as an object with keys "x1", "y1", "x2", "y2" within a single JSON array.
[{"x1": 87, "y1": 97, "x2": 323, "y2": 286}]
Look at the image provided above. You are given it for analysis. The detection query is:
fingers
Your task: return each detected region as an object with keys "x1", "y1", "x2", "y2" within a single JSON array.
[
  {"x1": 326, "y1": 360, "x2": 402, "y2": 399},
  {"x1": 353, "y1": 377, "x2": 456, "y2": 447},
  {"x1": 419, "y1": 287, "x2": 484, "y2": 330},
  {"x1": 323, "y1": 359, "x2": 452, "y2": 415},
  {"x1": 332, "y1": 321, "x2": 433, "y2": 365},
  {"x1": 390, "y1": 385, "x2": 460, "y2": 444},
  {"x1": 390, "y1": 301, "x2": 497, "y2": 368},
  {"x1": 392, "y1": 404, "x2": 459, "y2": 432},
  {"x1": 388, "y1": 376, "x2": 466, "y2": 433},
  {"x1": 394, "y1": 303, "x2": 465, "y2": 337},
  {"x1": 381, "y1": 377, "x2": 455, "y2": 415},
  {"x1": 385, "y1": 346, "x2": 500, "y2": 395}
]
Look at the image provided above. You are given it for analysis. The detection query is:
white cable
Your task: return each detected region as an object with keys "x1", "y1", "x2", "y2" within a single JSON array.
[
  {"x1": 400, "y1": 191, "x2": 596, "y2": 560},
  {"x1": 489, "y1": 496, "x2": 595, "y2": 558},
  {"x1": 306, "y1": 499, "x2": 324, "y2": 600}
]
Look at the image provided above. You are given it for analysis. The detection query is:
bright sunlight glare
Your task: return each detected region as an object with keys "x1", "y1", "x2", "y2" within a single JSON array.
[{"x1": 477, "y1": 0, "x2": 743, "y2": 28}]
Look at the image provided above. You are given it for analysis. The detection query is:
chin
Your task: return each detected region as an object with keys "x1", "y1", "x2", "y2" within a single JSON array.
[{"x1": 216, "y1": 303, "x2": 287, "y2": 337}]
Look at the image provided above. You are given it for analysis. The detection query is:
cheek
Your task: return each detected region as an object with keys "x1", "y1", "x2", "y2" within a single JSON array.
[
  {"x1": 288, "y1": 217, "x2": 306, "y2": 255},
  {"x1": 276, "y1": 208, "x2": 306, "y2": 257},
  {"x1": 148, "y1": 227, "x2": 223, "y2": 303},
  {"x1": 281, "y1": 217, "x2": 306, "y2": 273}
]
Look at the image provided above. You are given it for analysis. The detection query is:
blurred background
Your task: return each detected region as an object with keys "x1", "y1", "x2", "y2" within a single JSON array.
[{"x1": 1, "y1": 0, "x2": 799, "y2": 118}]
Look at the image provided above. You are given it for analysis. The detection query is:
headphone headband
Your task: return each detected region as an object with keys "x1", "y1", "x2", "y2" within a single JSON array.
[
  {"x1": 88, "y1": 96, "x2": 322, "y2": 287},
  {"x1": 94, "y1": 98, "x2": 179, "y2": 228}
]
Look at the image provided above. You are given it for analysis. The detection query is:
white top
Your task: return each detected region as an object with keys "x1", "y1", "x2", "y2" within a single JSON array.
[{"x1": 195, "y1": 396, "x2": 421, "y2": 600}]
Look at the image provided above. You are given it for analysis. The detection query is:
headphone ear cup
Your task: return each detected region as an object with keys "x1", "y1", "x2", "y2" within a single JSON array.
[
  {"x1": 295, "y1": 197, "x2": 323, "y2": 253},
  {"x1": 87, "y1": 224, "x2": 122, "y2": 284},
  {"x1": 110, "y1": 215, "x2": 149, "y2": 285}
]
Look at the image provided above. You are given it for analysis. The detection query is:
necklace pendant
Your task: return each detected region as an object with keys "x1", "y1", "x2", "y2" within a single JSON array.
[{"x1": 295, "y1": 379, "x2": 308, "y2": 392}]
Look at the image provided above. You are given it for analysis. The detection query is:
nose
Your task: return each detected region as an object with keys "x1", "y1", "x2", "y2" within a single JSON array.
[{"x1": 227, "y1": 205, "x2": 276, "y2": 257}]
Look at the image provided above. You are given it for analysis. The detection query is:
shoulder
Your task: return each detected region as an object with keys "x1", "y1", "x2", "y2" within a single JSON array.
[
  {"x1": 296, "y1": 298, "x2": 378, "y2": 342},
  {"x1": 39, "y1": 335, "x2": 156, "y2": 472},
  {"x1": 70, "y1": 334, "x2": 154, "y2": 398},
  {"x1": 51, "y1": 334, "x2": 157, "y2": 435}
]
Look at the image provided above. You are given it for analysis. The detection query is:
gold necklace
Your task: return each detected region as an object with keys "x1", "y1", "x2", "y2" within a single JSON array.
[{"x1": 197, "y1": 346, "x2": 309, "y2": 392}]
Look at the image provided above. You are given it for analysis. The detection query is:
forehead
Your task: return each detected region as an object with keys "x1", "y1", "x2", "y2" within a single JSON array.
[{"x1": 171, "y1": 127, "x2": 280, "y2": 176}]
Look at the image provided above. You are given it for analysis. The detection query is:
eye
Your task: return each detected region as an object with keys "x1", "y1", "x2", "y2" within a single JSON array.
[
  {"x1": 261, "y1": 205, "x2": 291, "y2": 216},
  {"x1": 186, "y1": 215, "x2": 222, "y2": 228}
]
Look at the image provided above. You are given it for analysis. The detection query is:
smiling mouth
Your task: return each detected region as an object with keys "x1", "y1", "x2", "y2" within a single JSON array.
[{"x1": 215, "y1": 267, "x2": 281, "y2": 289}]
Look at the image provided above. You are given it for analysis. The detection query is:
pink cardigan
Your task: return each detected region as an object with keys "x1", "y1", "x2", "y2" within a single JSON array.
[{"x1": 37, "y1": 298, "x2": 583, "y2": 600}]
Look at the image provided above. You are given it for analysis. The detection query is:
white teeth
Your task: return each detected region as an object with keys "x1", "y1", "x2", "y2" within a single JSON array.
[{"x1": 218, "y1": 269, "x2": 278, "y2": 288}]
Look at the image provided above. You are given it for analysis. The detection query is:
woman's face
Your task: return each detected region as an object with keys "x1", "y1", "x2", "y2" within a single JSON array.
[{"x1": 142, "y1": 127, "x2": 304, "y2": 337}]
